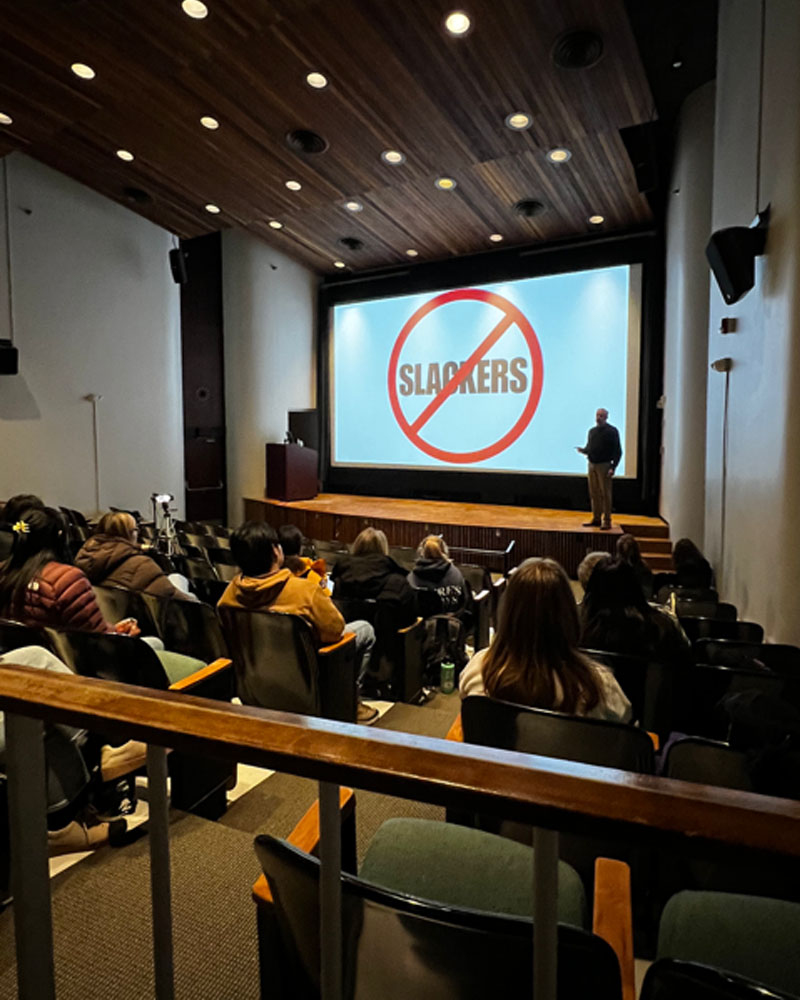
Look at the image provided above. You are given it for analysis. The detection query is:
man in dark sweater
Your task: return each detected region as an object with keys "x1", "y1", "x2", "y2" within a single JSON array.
[{"x1": 577, "y1": 408, "x2": 622, "y2": 530}]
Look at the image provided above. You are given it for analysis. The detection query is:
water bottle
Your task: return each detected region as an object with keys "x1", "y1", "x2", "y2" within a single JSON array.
[{"x1": 440, "y1": 661, "x2": 455, "y2": 694}]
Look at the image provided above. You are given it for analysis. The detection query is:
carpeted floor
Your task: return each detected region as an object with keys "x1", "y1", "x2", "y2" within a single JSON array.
[
  {"x1": 0, "y1": 694, "x2": 462, "y2": 998},
  {"x1": 220, "y1": 692, "x2": 462, "y2": 862}
]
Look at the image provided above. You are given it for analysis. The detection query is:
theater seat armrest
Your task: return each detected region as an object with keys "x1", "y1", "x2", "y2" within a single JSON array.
[
  {"x1": 398, "y1": 616, "x2": 423, "y2": 634},
  {"x1": 647, "y1": 731, "x2": 660, "y2": 751},
  {"x1": 472, "y1": 589, "x2": 490, "y2": 602},
  {"x1": 446, "y1": 713, "x2": 464, "y2": 742},
  {"x1": 169, "y1": 658, "x2": 232, "y2": 693},
  {"x1": 593, "y1": 857, "x2": 635, "y2": 1000},
  {"x1": 252, "y1": 788, "x2": 356, "y2": 906},
  {"x1": 318, "y1": 632, "x2": 356, "y2": 656}
]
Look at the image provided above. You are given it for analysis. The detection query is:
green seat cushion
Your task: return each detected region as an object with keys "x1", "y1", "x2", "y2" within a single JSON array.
[
  {"x1": 359, "y1": 818, "x2": 587, "y2": 929},
  {"x1": 155, "y1": 650, "x2": 206, "y2": 685},
  {"x1": 658, "y1": 891, "x2": 800, "y2": 997}
]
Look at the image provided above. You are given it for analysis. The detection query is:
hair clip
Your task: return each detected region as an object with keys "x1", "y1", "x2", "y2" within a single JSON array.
[{"x1": 12, "y1": 520, "x2": 30, "y2": 535}]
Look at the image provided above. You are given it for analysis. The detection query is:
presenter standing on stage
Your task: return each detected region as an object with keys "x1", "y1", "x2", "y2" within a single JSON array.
[{"x1": 576, "y1": 408, "x2": 622, "y2": 530}]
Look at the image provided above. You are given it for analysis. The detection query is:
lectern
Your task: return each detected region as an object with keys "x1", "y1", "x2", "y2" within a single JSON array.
[{"x1": 265, "y1": 444, "x2": 319, "y2": 501}]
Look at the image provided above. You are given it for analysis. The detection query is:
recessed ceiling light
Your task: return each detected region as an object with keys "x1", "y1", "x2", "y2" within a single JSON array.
[
  {"x1": 333, "y1": 261, "x2": 346, "y2": 269},
  {"x1": 435, "y1": 176, "x2": 457, "y2": 191},
  {"x1": 489, "y1": 234, "x2": 503, "y2": 243},
  {"x1": 115, "y1": 149, "x2": 135, "y2": 162},
  {"x1": 381, "y1": 149, "x2": 406, "y2": 165},
  {"x1": 589, "y1": 214, "x2": 605, "y2": 225},
  {"x1": 181, "y1": 0, "x2": 208, "y2": 18},
  {"x1": 71, "y1": 63, "x2": 96, "y2": 80},
  {"x1": 285, "y1": 180, "x2": 302, "y2": 191},
  {"x1": 306, "y1": 71, "x2": 328, "y2": 89},
  {"x1": 205, "y1": 203, "x2": 221, "y2": 214},
  {"x1": 0, "y1": 113, "x2": 12, "y2": 126},
  {"x1": 505, "y1": 112, "x2": 532, "y2": 131},
  {"x1": 547, "y1": 147, "x2": 571, "y2": 163},
  {"x1": 200, "y1": 115, "x2": 219, "y2": 130},
  {"x1": 268, "y1": 220, "x2": 284, "y2": 229},
  {"x1": 444, "y1": 10, "x2": 471, "y2": 35},
  {"x1": 343, "y1": 199, "x2": 363, "y2": 213},
  {"x1": 406, "y1": 249, "x2": 419, "y2": 257}
]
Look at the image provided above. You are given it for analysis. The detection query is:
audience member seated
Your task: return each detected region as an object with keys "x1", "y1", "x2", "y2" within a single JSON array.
[
  {"x1": 0, "y1": 492, "x2": 45, "y2": 561},
  {"x1": 0, "y1": 644, "x2": 137, "y2": 854},
  {"x1": 655, "y1": 537, "x2": 715, "y2": 596},
  {"x1": 218, "y1": 521, "x2": 378, "y2": 723},
  {"x1": 580, "y1": 561, "x2": 691, "y2": 665},
  {"x1": 277, "y1": 523, "x2": 328, "y2": 589},
  {"x1": 616, "y1": 533, "x2": 654, "y2": 600},
  {"x1": 459, "y1": 557, "x2": 631, "y2": 722},
  {"x1": 75, "y1": 511, "x2": 194, "y2": 600},
  {"x1": 577, "y1": 550, "x2": 613, "y2": 599},
  {"x1": 330, "y1": 527, "x2": 417, "y2": 626},
  {"x1": 0, "y1": 506, "x2": 204, "y2": 682},
  {"x1": 407, "y1": 535, "x2": 468, "y2": 613}
]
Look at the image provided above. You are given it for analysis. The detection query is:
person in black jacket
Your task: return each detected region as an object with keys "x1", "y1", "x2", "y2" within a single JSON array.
[
  {"x1": 330, "y1": 527, "x2": 417, "y2": 627},
  {"x1": 576, "y1": 408, "x2": 622, "y2": 530},
  {"x1": 408, "y1": 535, "x2": 468, "y2": 613}
]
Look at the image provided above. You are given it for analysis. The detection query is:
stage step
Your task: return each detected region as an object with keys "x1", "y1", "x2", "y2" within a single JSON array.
[
  {"x1": 633, "y1": 537, "x2": 672, "y2": 554},
  {"x1": 642, "y1": 553, "x2": 673, "y2": 571},
  {"x1": 619, "y1": 521, "x2": 669, "y2": 538}
]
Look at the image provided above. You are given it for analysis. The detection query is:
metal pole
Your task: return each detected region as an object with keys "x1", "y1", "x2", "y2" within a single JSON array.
[
  {"x1": 533, "y1": 827, "x2": 559, "y2": 1000},
  {"x1": 6, "y1": 713, "x2": 56, "y2": 1000},
  {"x1": 147, "y1": 745, "x2": 175, "y2": 1000},
  {"x1": 318, "y1": 781, "x2": 342, "y2": 1000}
]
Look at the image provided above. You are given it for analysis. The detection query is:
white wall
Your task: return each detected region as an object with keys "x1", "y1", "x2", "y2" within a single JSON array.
[
  {"x1": 703, "y1": 0, "x2": 800, "y2": 642},
  {"x1": 222, "y1": 229, "x2": 317, "y2": 521},
  {"x1": 0, "y1": 155, "x2": 183, "y2": 517},
  {"x1": 661, "y1": 82, "x2": 715, "y2": 544}
]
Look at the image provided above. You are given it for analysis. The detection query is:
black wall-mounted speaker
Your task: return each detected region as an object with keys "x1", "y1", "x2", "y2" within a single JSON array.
[
  {"x1": 169, "y1": 247, "x2": 188, "y2": 285},
  {"x1": 0, "y1": 339, "x2": 19, "y2": 375},
  {"x1": 619, "y1": 122, "x2": 661, "y2": 194},
  {"x1": 706, "y1": 209, "x2": 770, "y2": 305}
]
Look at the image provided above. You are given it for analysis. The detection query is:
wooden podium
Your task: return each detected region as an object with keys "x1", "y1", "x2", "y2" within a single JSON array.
[{"x1": 265, "y1": 443, "x2": 319, "y2": 501}]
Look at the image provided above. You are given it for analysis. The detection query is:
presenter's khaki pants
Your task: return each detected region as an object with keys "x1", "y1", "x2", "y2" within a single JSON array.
[{"x1": 588, "y1": 462, "x2": 613, "y2": 527}]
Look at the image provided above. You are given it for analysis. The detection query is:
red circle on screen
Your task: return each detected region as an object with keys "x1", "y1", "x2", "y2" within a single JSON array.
[{"x1": 387, "y1": 288, "x2": 544, "y2": 464}]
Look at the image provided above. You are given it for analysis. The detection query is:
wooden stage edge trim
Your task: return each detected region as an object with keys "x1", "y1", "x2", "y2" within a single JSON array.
[{"x1": 244, "y1": 495, "x2": 669, "y2": 577}]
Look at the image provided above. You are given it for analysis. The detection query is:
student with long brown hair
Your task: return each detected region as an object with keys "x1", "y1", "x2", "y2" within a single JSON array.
[{"x1": 459, "y1": 557, "x2": 631, "y2": 721}]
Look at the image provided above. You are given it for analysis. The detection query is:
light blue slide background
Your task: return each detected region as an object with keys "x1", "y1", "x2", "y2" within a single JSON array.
[{"x1": 331, "y1": 265, "x2": 632, "y2": 475}]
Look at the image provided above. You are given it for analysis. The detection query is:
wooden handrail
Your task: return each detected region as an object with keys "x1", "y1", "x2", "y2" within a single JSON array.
[{"x1": 1, "y1": 663, "x2": 799, "y2": 857}]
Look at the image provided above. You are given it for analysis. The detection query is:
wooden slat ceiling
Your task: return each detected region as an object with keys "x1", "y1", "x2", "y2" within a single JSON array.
[{"x1": 0, "y1": 0, "x2": 655, "y2": 274}]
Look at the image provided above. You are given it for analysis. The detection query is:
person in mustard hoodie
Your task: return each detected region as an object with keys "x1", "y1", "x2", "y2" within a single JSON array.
[{"x1": 218, "y1": 520, "x2": 377, "y2": 724}]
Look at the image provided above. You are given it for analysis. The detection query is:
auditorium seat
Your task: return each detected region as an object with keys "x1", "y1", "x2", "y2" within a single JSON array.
[
  {"x1": 189, "y1": 577, "x2": 229, "y2": 605},
  {"x1": 310, "y1": 538, "x2": 350, "y2": 571},
  {"x1": 669, "y1": 663, "x2": 784, "y2": 740},
  {"x1": 697, "y1": 639, "x2": 800, "y2": 674},
  {"x1": 641, "y1": 959, "x2": 797, "y2": 1000},
  {"x1": 206, "y1": 546, "x2": 239, "y2": 581},
  {"x1": 217, "y1": 606, "x2": 358, "y2": 722},
  {"x1": 141, "y1": 593, "x2": 229, "y2": 664},
  {"x1": 582, "y1": 649, "x2": 675, "y2": 738},
  {"x1": 388, "y1": 544, "x2": 416, "y2": 571},
  {"x1": 252, "y1": 791, "x2": 630, "y2": 1000},
  {"x1": 649, "y1": 891, "x2": 800, "y2": 998},
  {"x1": 91, "y1": 584, "x2": 159, "y2": 636},
  {"x1": 45, "y1": 629, "x2": 235, "y2": 817},
  {"x1": 657, "y1": 586, "x2": 719, "y2": 606},
  {"x1": 663, "y1": 736, "x2": 752, "y2": 791},
  {"x1": 0, "y1": 618, "x2": 57, "y2": 655},
  {"x1": 680, "y1": 617, "x2": 764, "y2": 645}
]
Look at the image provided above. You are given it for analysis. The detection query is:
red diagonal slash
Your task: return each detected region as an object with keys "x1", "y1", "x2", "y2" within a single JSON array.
[{"x1": 408, "y1": 313, "x2": 515, "y2": 434}]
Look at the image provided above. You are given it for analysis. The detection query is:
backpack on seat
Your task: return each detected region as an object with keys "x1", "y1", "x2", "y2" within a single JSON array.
[{"x1": 422, "y1": 613, "x2": 468, "y2": 683}]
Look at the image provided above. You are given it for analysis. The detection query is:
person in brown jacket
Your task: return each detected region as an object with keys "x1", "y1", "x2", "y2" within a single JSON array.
[
  {"x1": 75, "y1": 511, "x2": 192, "y2": 600},
  {"x1": 219, "y1": 520, "x2": 377, "y2": 723}
]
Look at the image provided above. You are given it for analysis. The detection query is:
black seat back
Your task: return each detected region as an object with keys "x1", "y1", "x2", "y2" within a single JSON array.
[
  {"x1": 461, "y1": 695, "x2": 655, "y2": 773},
  {"x1": 583, "y1": 648, "x2": 675, "y2": 737},
  {"x1": 254, "y1": 834, "x2": 622, "y2": 1000},
  {"x1": 48, "y1": 630, "x2": 169, "y2": 688},
  {"x1": 142, "y1": 594, "x2": 228, "y2": 663},
  {"x1": 91, "y1": 585, "x2": 159, "y2": 636},
  {"x1": 0, "y1": 618, "x2": 57, "y2": 655},
  {"x1": 642, "y1": 959, "x2": 796, "y2": 1000},
  {"x1": 664, "y1": 737, "x2": 753, "y2": 791},
  {"x1": 670, "y1": 663, "x2": 784, "y2": 740},
  {"x1": 681, "y1": 617, "x2": 764, "y2": 644},
  {"x1": 388, "y1": 545, "x2": 416, "y2": 571},
  {"x1": 217, "y1": 606, "x2": 320, "y2": 714}
]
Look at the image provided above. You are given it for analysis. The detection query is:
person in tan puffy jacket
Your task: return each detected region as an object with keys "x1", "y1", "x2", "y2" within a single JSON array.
[{"x1": 75, "y1": 511, "x2": 191, "y2": 599}]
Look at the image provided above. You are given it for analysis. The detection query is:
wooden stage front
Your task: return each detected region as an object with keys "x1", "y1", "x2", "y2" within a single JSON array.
[{"x1": 244, "y1": 494, "x2": 670, "y2": 576}]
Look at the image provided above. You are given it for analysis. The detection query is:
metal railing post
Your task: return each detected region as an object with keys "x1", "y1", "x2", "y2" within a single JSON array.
[
  {"x1": 319, "y1": 780, "x2": 342, "y2": 1000},
  {"x1": 6, "y1": 713, "x2": 56, "y2": 1000},
  {"x1": 147, "y1": 745, "x2": 175, "y2": 1000},
  {"x1": 533, "y1": 826, "x2": 559, "y2": 1000}
]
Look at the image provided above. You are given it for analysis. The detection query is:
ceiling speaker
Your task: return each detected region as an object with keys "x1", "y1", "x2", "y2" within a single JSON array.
[
  {"x1": 513, "y1": 199, "x2": 545, "y2": 218},
  {"x1": 552, "y1": 30, "x2": 604, "y2": 70},
  {"x1": 285, "y1": 129, "x2": 329, "y2": 155}
]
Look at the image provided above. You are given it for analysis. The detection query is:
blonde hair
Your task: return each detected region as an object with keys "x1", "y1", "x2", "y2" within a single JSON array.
[
  {"x1": 352, "y1": 527, "x2": 389, "y2": 556},
  {"x1": 97, "y1": 511, "x2": 137, "y2": 541},
  {"x1": 483, "y1": 557, "x2": 601, "y2": 714},
  {"x1": 417, "y1": 534, "x2": 450, "y2": 561}
]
